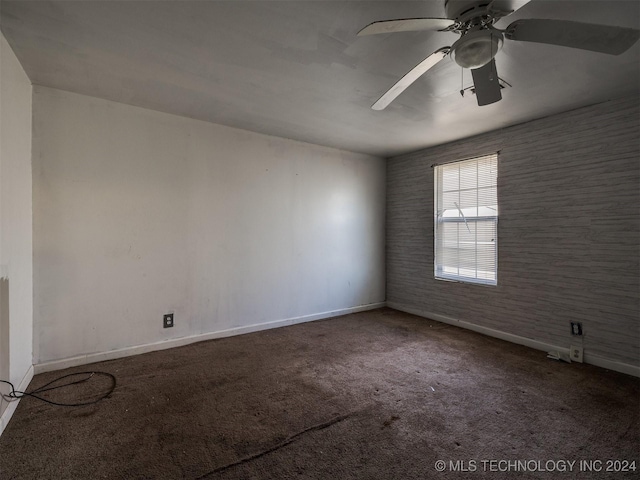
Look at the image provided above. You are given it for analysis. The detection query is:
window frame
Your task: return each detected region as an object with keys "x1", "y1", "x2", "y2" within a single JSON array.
[{"x1": 434, "y1": 154, "x2": 498, "y2": 286}]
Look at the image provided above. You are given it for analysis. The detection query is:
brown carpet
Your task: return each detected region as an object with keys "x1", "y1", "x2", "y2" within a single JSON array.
[{"x1": 1, "y1": 308, "x2": 638, "y2": 479}]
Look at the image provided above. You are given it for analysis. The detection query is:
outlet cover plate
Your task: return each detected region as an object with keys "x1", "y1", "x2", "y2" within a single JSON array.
[
  {"x1": 570, "y1": 345, "x2": 583, "y2": 363},
  {"x1": 570, "y1": 322, "x2": 583, "y2": 336},
  {"x1": 163, "y1": 313, "x2": 174, "y2": 328}
]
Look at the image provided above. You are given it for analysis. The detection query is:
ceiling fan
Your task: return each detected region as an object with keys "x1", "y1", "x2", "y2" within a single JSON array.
[{"x1": 359, "y1": 0, "x2": 640, "y2": 108}]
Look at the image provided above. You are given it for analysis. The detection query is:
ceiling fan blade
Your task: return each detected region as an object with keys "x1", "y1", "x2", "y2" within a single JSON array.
[
  {"x1": 358, "y1": 18, "x2": 454, "y2": 36},
  {"x1": 471, "y1": 59, "x2": 502, "y2": 106},
  {"x1": 372, "y1": 47, "x2": 450, "y2": 110},
  {"x1": 505, "y1": 19, "x2": 640, "y2": 55}
]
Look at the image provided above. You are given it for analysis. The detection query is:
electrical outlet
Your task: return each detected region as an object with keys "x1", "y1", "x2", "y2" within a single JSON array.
[
  {"x1": 570, "y1": 322, "x2": 583, "y2": 336},
  {"x1": 163, "y1": 313, "x2": 174, "y2": 328},
  {"x1": 570, "y1": 345, "x2": 583, "y2": 363}
]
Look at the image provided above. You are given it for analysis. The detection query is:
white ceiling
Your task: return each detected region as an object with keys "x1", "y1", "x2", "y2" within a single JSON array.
[{"x1": 1, "y1": 0, "x2": 638, "y2": 157}]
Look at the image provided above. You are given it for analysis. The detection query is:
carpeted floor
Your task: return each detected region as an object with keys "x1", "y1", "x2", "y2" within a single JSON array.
[{"x1": 1, "y1": 308, "x2": 638, "y2": 479}]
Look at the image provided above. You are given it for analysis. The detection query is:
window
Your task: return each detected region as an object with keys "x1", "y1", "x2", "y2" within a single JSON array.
[{"x1": 434, "y1": 154, "x2": 498, "y2": 285}]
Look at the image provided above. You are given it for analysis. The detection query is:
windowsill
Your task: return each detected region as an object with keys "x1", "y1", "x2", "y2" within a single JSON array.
[{"x1": 435, "y1": 275, "x2": 497, "y2": 287}]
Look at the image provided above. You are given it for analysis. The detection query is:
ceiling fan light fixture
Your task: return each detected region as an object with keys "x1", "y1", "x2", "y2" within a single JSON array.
[{"x1": 451, "y1": 29, "x2": 504, "y2": 69}]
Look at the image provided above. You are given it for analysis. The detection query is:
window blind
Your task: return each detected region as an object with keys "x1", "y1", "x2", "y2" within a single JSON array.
[{"x1": 434, "y1": 154, "x2": 498, "y2": 285}]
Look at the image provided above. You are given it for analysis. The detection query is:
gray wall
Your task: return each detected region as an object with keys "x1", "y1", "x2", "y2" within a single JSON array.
[{"x1": 387, "y1": 95, "x2": 639, "y2": 369}]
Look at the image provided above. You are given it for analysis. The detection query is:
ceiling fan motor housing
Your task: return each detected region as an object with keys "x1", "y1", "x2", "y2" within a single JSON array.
[
  {"x1": 445, "y1": 0, "x2": 492, "y2": 23},
  {"x1": 445, "y1": 0, "x2": 525, "y2": 23},
  {"x1": 451, "y1": 28, "x2": 504, "y2": 69}
]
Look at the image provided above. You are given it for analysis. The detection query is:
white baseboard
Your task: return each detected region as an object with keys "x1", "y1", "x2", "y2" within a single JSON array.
[
  {"x1": 583, "y1": 353, "x2": 640, "y2": 377},
  {"x1": 0, "y1": 365, "x2": 34, "y2": 437},
  {"x1": 387, "y1": 302, "x2": 640, "y2": 378},
  {"x1": 34, "y1": 302, "x2": 387, "y2": 375}
]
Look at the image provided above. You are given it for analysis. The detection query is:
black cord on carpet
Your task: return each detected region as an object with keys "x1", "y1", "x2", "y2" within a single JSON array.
[
  {"x1": 196, "y1": 413, "x2": 352, "y2": 479},
  {"x1": 0, "y1": 371, "x2": 116, "y2": 407}
]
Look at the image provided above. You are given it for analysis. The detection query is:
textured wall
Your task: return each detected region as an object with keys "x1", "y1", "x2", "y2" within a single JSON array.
[
  {"x1": 32, "y1": 86, "x2": 385, "y2": 364},
  {"x1": 387, "y1": 96, "x2": 639, "y2": 368}
]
